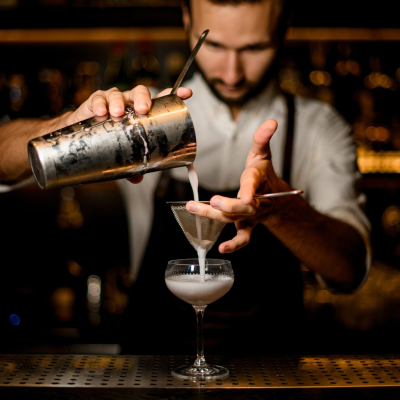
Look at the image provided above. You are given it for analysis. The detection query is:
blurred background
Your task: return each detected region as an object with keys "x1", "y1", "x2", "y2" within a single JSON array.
[{"x1": 1, "y1": 0, "x2": 400, "y2": 355}]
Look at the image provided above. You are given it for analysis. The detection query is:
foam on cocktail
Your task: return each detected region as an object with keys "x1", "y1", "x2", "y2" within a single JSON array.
[{"x1": 165, "y1": 274, "x2": 234, "y2": 306}]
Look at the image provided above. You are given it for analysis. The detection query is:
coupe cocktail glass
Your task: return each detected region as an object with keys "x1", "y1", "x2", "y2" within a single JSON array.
[{"x1": 165, "y1": 258, "x2": 234, "y2": 380}]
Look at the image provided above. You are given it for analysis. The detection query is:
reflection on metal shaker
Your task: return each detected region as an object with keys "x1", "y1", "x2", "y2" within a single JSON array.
[{"x1": 28, "y1": 94, "x2": 196, "y2": 190}]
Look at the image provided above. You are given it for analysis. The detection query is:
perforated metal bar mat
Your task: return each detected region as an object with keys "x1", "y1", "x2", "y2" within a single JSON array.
[{"x1": 2, "y1": 354, "x2": 400, "y2": 389}]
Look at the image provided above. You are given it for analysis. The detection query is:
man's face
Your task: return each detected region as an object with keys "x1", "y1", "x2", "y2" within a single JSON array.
[{"x1": 184, "y1": 0, "x2": 280, "y2": 106}]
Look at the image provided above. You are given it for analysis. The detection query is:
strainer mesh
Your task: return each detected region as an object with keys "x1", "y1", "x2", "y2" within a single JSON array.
[{"x1": 170, "y1": 205, "x2": 226, "y2": 253}]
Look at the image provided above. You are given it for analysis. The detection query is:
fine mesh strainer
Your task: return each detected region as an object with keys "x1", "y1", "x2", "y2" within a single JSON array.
[
  {"x1": 168, "y1": 203, "x2": 226, "y2": 253},
  {"x1": 168, "y1": 190, "x2": 303, "y2": 252}
]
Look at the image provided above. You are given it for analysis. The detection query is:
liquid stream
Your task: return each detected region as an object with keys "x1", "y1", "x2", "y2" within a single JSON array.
[{"x1": 187, "y1": 164, "x2": 206, "y2": 282}]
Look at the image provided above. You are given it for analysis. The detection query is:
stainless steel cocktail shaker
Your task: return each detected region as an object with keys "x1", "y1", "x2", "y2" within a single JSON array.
[
  {"x1": 27, "y1": 29, "x2": 211, "y2": 190},
  {"x1": 28, "y1": 94, "x2": 196, "y2": 190}
]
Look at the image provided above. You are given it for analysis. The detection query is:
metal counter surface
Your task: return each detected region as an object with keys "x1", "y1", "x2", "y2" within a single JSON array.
[{"x1": 1, "y1": 354, "x2": 400, "y2": 399}]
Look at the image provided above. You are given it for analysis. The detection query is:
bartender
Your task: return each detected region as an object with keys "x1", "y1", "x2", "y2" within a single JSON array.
[
  {"x1": 118, "y1": 0, "x2": 371, "y2": 355},
  {"x1": 0, "y1": 0, "x2": 370, "y2": 355}
]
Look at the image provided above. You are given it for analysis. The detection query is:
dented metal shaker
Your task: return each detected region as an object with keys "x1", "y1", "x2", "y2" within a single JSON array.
[{"x1": 28, "y1": 94, "x2": 196, "y2": 190}]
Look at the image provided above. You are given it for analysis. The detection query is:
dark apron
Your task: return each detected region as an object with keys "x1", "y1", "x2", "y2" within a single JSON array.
[{"x1": 122, "y1": 95, "x2": 304, "y2": 355}]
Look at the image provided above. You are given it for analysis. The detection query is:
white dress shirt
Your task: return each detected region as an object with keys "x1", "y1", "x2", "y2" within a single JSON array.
[
  {"x1": 0, "y1": 72, "x2": 371, "y2": 287},
  {"x1": 118, "y1": 72, "x2": 371, "y2": 284}
]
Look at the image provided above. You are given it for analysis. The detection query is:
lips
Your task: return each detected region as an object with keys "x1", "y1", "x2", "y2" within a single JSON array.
[{"x1": 216, "y1": 83, "x2": 247, "y2": 94}]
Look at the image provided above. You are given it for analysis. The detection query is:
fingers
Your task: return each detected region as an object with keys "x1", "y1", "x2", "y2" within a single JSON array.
[
  {"x1": 126, "y1": 175, "x2": 144, "y2": 184},
  {"x1": 238, "y1": 164, "x2": 265, "y2": 205},
  {"x1": 123, "y1": 85, "x2": 152, "y2": 114},
  {"x1": 241, "y1": 119, "x2": 279, "y2": 202},
  {"x1": 106, "y1": 88, "x2": 126, "y2": 116},
  {"x1": 246, "y1": 119, "x2": 278, "y2": 167},
  {"x1": 90, "y1": 92, "x2": 108, "y2": 116},
  {"x1": 89, "y1": 88, "x2": 125, "y2": 117},
  {"x1": 154, "y1": 87, "x2": 193, "y2": 100},
  {"x1": 71, "y1": 90, "x2": 110, "y2": 122},
  {"x1": 73, "y1": 87, "x2": 128, "y2": 122},
  {"x1": 186, "y1": 201, "x2": 236, "y2": 223},
  {"x1": 187, "y1": 197, "x2": 256, "y2": 222},
  {"x1": 186, "y1": 200, "x2": 255, "y2": 252},
  {"x1": 209, "y1": 195, "x2": 257, "y2": 215},
  {"x1": 124, "y1": 86, "x2": 192, "y2": 114},
  {"x1": 71, "y1": 85, "x2": 193, "y2": 126},
  {"x1": 219, "y1": 221, "x2": 253, "y2": 253},
  {"x1": 176, "y1": 87, "x2": 193, "y2": 99}
]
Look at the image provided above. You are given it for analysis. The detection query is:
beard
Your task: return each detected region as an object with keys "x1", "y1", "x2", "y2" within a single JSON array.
[{"x1": 197, "y1": 61, "x2": 278, "y2": 107}]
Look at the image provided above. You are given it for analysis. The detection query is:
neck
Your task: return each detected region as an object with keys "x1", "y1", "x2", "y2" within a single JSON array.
[{"x1": 230, "y1": 105, "x2": 241, "y2": 121}]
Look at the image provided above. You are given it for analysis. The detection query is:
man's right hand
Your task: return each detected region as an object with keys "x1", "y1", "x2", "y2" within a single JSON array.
[
  {"x1": 63, "y1": 85, "x2": 192, "y2": 184},
  {"x1": 64, "y1": 85, "x2": 193, "y2": 127},
  {"x1": 0, "y1": 85, "x2": 192, "y2": 184}
]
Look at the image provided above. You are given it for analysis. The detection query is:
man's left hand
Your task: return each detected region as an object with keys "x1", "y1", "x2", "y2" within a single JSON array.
[{"x1": 186, "y1": 119, "x2": 291, "y2": 253}]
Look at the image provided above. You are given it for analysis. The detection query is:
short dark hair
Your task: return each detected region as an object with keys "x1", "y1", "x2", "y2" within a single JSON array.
[
  {"x1": 183, "y1": 0, "x2": 288, "y2": 14},
  {"x1": 184, "y1": 0, "x2": 267, "y2": 10},
  {"x1": 182, "y1": 0, "x2": 292, "y2": 41}
]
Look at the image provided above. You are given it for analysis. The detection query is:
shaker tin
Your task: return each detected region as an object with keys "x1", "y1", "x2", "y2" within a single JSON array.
[{"x1": 28, "y1": 94, "x2": 196, "y2": 190}]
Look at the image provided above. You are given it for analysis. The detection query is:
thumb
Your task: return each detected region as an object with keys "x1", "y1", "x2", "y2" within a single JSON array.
[
  {"x1": 154, "y1": 87, "x2": 192, "y2": 100},
  {"x1": 246, "y1": 119, "x2": 278, "y2": 167}
]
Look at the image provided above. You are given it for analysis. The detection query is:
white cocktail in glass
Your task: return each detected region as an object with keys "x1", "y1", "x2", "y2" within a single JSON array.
[{"x1": 165, "y1": 258, "x2": 234, "y2": 380}]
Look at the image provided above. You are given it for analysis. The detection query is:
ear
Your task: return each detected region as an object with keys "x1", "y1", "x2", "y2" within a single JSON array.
[{"x1": 181, "y1": 1, "x2": 191, "y2": 32}]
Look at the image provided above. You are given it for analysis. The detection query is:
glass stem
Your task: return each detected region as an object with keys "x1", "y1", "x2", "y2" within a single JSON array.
[{"x1": 193, "y1": 305, "x2": 208, "y2": 367}]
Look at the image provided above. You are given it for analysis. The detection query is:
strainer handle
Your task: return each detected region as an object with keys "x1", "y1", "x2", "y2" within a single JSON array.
[{"x1": 166, "y1": 190, "x2": 303, "y2": 205}]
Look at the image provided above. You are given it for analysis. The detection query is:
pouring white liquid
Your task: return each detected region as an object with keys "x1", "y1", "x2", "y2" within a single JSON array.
[
  {"x1": 187, "y1": 164, "x2": 200, "y2": 203},
  {"x1": 187, "y1": 164, "x2": 206, "y2": 281}
]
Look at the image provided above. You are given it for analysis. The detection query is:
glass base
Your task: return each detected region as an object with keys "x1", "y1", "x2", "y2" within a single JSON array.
[{"x1": 172, "y1": 364, "x2": 229, "y2": 381}]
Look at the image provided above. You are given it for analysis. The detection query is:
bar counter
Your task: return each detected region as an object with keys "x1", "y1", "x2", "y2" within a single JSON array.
[{"x1": 1, "y1": 353, "x2": 400, "y2": 399}]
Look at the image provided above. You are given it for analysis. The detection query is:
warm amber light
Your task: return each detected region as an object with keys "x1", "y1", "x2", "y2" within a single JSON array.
[
  {"x1": 335, "y1": 60, "x2": 347, "y2": 76},
  {"x1": 67, "y1": 260, "x2": 82, "y2": 277},
  {"x1": 357, "y1": 149, "x2": 400, "y2": 174},
  {"x1": 309, "y1": 70, "x2": 331, "y2": 86},
  {"x1": 346, "y1": 60, "x2": 361, "y2": 76}
]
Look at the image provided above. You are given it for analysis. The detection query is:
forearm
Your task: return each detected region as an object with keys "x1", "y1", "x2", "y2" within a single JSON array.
[
  {"x1": 0, "y1": 85, "x2": 187, "y2": 185},
  {"x1": 0, "y1": 112, "x2": 73, "y2": 183},
  {"x1": 264, "y1": 194, "x2": 367, "y2": 292}
]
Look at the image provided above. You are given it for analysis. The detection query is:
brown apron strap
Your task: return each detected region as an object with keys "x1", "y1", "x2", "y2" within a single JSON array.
[{"x1": 283, "y1": 93, "x2": 295, "y2": 184}]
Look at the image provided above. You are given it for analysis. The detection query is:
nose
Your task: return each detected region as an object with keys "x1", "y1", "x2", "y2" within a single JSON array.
[{"x1": 221, "y1": 51, "x2": 244, "y2": 86}]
